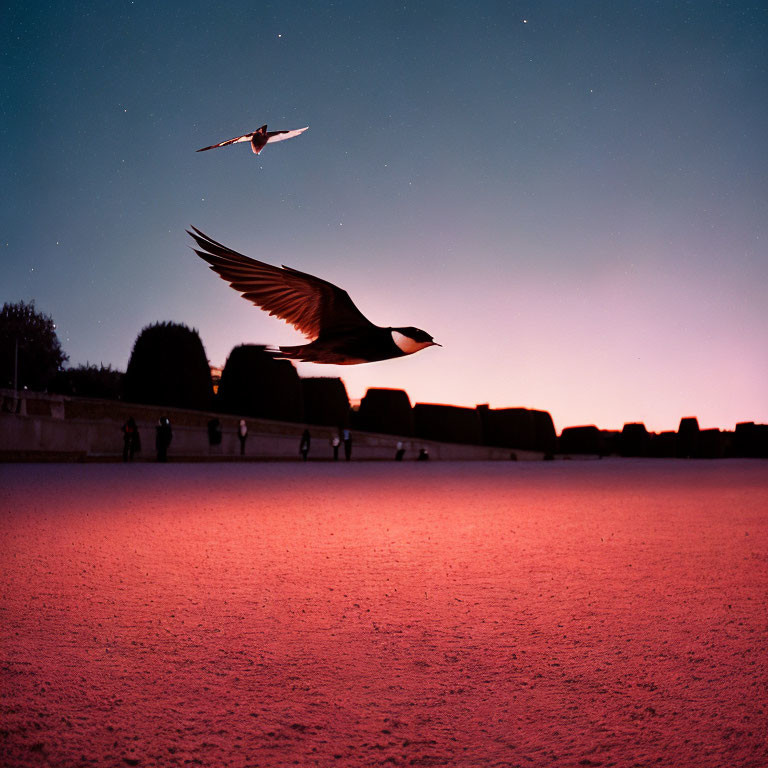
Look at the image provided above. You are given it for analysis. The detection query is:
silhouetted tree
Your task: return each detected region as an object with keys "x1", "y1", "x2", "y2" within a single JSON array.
[
  {"x1": 0, "y1": 301, "x2": 68, "y2": 391},
  {"x1": 51, "y1": 363, "x2": 124, "y2": 400},
  {"x1": 414, "y1": 403, "x2": 483, "y2": 445},
  {"x1": 355, "y1": 388, "x2": 413, "y2": 436},
  {"x1": 301, "y1": 377, "x2": 350, "y2": 427},
  {"x1": 123, "y1": 322, "x2": 213, "y2": 411},
  {"x1": 217, "y1": 344, "x2": 303, "y2": 422}
]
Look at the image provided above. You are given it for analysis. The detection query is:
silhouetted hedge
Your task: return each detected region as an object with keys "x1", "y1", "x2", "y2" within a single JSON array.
[
  {"x1": 413, "y1": 403, "x2": 482, "y2": 445},
  {"x1": 301, "y1": 377, "x2": 349, "y2": 427},
  {"x1": 733, "y1": 422, "x2": 768, "y2": 458},
  {"x1": 52, "y1": 364, "x2": 124, "y2": 400},
  {"x1": 531, "y1": 409, "x2": 556, "y2": 452},
  {"x1": 618, "y1": 422, "x2": 650, "y2": 457},
  {"x1": 477, "y1": 406, "x2": 556, "y2": 452},
  {"x1": 602, "y1": 431, "x2": 621, "y2": 455},
  {"x1": 124, "y1": 322, "x2": 213, "y2": 411},
  {"x1": 478, "y1": 406, "x2": 532, "y2": 448},
  {"x1": 558, "y1": 425, "x2": 603, "y2": 454},
  {"x1": 649, "y1": 431, "x2": 677, "y2": 458},
  {"x1": 697, "y1": 428, "x2": 727, "y2": 458},
  {"x1": 217, "y1": 344, "x2": 303, "y2": 422},
  {"x1": 355, "y1": 388, "x2": 413, "y2": 436},
  {"x1": 677, "y1": 416, "x2": 700, "y2": 458}
]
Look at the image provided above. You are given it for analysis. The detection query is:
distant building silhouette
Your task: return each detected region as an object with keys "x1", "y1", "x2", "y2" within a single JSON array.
[{"x1": 210, "y1": 365, "x2": 222, "y2": 396}]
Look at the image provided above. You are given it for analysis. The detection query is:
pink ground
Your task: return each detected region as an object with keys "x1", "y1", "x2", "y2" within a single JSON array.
[{"x1": 1, "y1": 460, "x2": 767, "y2": 767}]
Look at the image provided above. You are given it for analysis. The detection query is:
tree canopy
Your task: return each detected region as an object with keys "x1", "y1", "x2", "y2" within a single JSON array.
[
  {"x1": 0, "y1": 301, "x2": 68, "y2": 391},
  {"x1": 51, "y1": 363, "x2": 124, "y2": 400}
]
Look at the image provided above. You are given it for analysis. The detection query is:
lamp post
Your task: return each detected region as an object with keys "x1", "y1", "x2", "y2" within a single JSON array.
[{"x1": 13, "y1": 337, "x2": 19, "y2": 413}]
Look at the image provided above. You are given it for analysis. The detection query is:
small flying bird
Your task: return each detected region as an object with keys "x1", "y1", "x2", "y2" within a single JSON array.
[
  {"x1": 188, "y1": 227, "x2": 440, "y2": 365},
  {"x1": 196, "y1": 124, "x2": 308, "y2": 155}
]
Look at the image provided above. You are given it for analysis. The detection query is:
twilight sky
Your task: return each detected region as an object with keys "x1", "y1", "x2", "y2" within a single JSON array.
[{"x1": 3, "y1": 1, "x2": 766, "y2": 432}]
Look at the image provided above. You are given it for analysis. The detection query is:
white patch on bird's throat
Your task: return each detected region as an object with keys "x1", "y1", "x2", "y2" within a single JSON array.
[{"x1": 392, "y1": 330, "x2": 431, "y2": 355}]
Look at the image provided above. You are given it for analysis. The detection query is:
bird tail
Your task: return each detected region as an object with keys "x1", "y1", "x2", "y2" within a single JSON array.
[
  {"x1": 275, "y1": 344, "x2": 308, "y2": 361},
  {"x1": 276, "y1": 345, "x2": 362, "y2": 365}
]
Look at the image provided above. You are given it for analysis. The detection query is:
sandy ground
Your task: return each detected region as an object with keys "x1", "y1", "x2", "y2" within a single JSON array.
[{"x1": 1, "y1": 460, "x2": 766, "y2": 767}]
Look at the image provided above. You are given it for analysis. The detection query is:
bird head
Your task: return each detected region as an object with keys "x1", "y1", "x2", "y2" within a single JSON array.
[{"x1": 391, "y1": 326, "x2": 441, "y2": 355}]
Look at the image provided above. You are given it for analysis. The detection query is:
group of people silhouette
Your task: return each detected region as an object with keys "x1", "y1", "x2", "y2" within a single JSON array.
[
  {"x1": 121, "y1": 416, "x2": 171, "y2": 462},
  {"x1": 120, "y1": 417, "x2": 383, "y2": 462},
  {"x1": 300, "y1": 428, "x2": 352, "y2": 461}
]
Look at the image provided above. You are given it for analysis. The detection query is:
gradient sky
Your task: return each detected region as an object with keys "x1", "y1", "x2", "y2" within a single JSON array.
[{"x1": 3, "y1": 1, "x2": 766, "y2": 433}]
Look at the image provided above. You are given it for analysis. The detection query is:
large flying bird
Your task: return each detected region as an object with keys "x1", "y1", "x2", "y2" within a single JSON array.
[
  {"x1": 196, "y1": 124, "x2": 308, "y2": 155},
  {"x1": 189, "y1": 227, "x2": 440, "y2": 365}
]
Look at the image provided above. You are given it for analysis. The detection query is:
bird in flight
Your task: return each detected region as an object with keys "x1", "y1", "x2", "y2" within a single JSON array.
[
  {"x1": 188, "y1": 227, "x2": 440, "y2": 365},
  {"x1": 196, "y1": 124, "x2": 308, "y2": 155}
]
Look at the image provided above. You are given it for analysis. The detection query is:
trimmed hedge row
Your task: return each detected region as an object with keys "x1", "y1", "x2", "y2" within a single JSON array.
[
  {"x1": 217, "y1": 345, "x2": 303, "y2": 422},
  {"x1": 124, "y1": 322, "x2": 213, "y2": 412},
  {"x1": 354, "y1": 388, "x2": 413, "y2": 436}
]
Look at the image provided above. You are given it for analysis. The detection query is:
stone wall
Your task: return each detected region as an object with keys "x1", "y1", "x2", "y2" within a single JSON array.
[{"x1": 0, "y1": 390, "x2": 539, "y2": 462}]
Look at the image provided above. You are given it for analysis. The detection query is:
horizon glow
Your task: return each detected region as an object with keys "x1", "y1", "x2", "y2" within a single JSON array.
[{"x1": 3, "y1": 2, "x2": 766, "y2": 435}]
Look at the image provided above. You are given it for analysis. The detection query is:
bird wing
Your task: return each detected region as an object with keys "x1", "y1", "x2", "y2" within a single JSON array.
[
  {"x1": 196, "y1": 133, "x2": 255, "y2": 152},
  {"x1": 266, "y1": 126, "x2": 309, "y2": 143},
  {"x1": 188, "y1": 227, "x2": 375, "y2": 340}
]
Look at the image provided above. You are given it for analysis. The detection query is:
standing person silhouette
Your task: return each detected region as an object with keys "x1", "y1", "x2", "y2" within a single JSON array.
[
  {"x1": 156, "y1": 417, "x2": 172, "y2": 462},
  {"x1": 207, "y1": 417, "x2": 222, "y2": 446},
  {"x1": 121, "y1": 417, "x2": 140, "y2": 462},
  {"x1": 238, "y1": 419, "x2": 248, "y2": 456},
  {"x1": 299, "y1": 429, "x2": 311, "y2": 462},
  {"x1": 331, "y1": 434, "x2": 341, "y2": 461},
  {"x1": 343, "y1": 429, "x2": 352, "y2": 461}
]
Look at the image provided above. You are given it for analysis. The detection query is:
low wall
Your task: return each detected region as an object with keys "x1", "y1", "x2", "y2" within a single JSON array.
[{"x1": 0, "y1": 390, "x2": 542, "y2": 462}]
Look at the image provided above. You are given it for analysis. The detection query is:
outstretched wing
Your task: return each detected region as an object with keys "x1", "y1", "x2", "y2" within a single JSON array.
[
  {"x1": 266, "y1": 126, "x2": 309, "y2": 144},
  {"x1": 188, "y1": 227, "x2": 375, "y2": 340},
  {"x1": 196, "y1": 132, "x2": 255, "y2": 152}
]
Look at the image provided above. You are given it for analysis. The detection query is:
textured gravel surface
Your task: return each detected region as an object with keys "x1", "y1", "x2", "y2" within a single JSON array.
[{"x1": 1, "y1": 460, "x2": 767, "y2": 767}]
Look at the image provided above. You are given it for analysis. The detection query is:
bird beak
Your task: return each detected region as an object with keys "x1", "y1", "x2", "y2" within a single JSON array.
[{"x1": 432, "y1": 341, "x2": 442, "y2": 347}]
